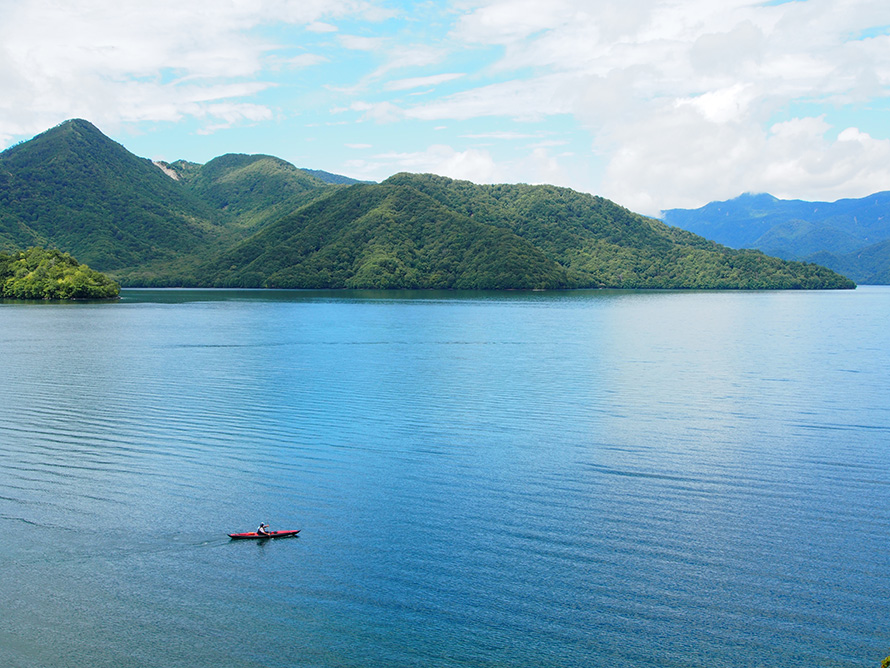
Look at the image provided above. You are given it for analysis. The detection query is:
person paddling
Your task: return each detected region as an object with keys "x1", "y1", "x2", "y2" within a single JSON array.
[{"x1": 257, "y1": 522, "x2": 272, "y2": 536}]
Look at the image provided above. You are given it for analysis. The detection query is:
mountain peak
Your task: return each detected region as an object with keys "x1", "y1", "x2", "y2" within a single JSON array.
[
  {"x1": 0, "y1": 117, "x2": 223, "y2": 271},
  {"x1": 2, "y1": 117, "x2": 129, "y2": 166},
  {"x1": 58, "y1": 118, "x2": 99, "y2": 130},
  {"x1": 37, "y1": 118, "x2": 106, "y2": 144},
  {"x1": 733, "y1": 192, "x2": 779, "y2": 205}
]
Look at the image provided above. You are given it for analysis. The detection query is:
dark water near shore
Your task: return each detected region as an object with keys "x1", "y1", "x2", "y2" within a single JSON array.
[{"x1": 1, "y1": 287, "x2": 888, "y2": 668}]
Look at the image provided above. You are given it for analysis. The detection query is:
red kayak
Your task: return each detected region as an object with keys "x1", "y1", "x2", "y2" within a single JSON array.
[{"x1": 228, "y1": 530, "x2": 300, "y2": 540}]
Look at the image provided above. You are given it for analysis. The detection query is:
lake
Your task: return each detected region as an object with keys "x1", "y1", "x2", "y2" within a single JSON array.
[{"x1": 1, "y1": 287, "x2": 888, "y2": 668}]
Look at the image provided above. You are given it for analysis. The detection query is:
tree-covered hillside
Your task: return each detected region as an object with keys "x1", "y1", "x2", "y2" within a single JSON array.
[
  {"x1": 195, "y1": 181, "x2": 569, "y2": 289},
  {"x1": 0, "y1": 119, "x2": 225, "y2": 270},
  {"x1": 0, "y1": 247, "x2": 119, "y2": 300},
  {"x1": 806, "y1": 238, "x2": 890, "y2": 285},
  {"x1": 0, "y1": 120, "x2": 856, "y2": 290},
  {"x1": 377, "y1": 174, "x2": 852, "y2": 289},
  {"x1": 190, "y1": 173, "x2": 853, "y2": 290},
  {"x1": 171, "y1": 153, "x2": 338, "y2": 234}
]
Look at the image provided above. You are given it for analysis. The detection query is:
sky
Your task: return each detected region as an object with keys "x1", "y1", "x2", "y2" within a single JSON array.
[{"x1": 1, "y1": 0, "x2": 889, "y2": 216}]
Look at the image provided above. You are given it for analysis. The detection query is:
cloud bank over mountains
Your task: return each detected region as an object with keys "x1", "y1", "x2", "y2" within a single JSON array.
[{"x1": 1, "y1": 0, "x2": 889, "y2": 215}]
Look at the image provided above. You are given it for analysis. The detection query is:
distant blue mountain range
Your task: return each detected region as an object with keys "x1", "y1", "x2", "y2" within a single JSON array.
[{"x1": 661, "y1": 192, "x2": 890, "y2": 284}]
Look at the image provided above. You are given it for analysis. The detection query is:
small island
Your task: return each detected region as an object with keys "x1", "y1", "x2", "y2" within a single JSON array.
[{"x1": 0, "y1": 247, "x2": 120, "y2": 300}]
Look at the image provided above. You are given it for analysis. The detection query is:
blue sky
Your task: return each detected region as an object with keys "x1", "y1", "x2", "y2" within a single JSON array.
[{"x1": 1, "y1": 0, "x2": 889, "y2": 216}]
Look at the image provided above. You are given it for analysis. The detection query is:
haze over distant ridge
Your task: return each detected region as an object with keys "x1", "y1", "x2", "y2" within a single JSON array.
[{"x1": 663, "y1": 192, "x2": 890, "y2": 284}]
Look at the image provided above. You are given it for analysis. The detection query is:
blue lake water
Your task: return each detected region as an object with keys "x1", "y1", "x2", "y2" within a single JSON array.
[{"x1": 1, "y1": 287, "x2": 889, "y2": 668}]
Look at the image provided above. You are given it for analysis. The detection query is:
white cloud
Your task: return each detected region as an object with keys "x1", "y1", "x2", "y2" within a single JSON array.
[
  {"x1": 527, "y1": 140, "x2": 569, "y2": 149},
  {"x1": 345, "y1": 145, "x2": 497, "y2": 183},
  {"x1": 0, "y1": 0, "x2": 374, "y2": 139},
  {"x1": 514, "y1": 147, "x2": 570, "y2": 186},
  {"x1": 194, "y1": 103, "x2": 275, "y2": 135},
  {"x1": 278, "y1": 54, "x2": 329, "y2": 69},
  {"x1": 756, "y1": 119, "x2": 890, "y2": 200},
  {"x1": 349, "y1": 101, "x2": 404, "y2": 123},
  {"x1": 445, "y1": 0, "x2": 890, "y2": 211},
  {"x1": 405, "y1": 74, "x2": 579, "y2": 121},
  {"x1": 338, "y1": 35, "x2": 386, "y2": 51},
  {"x1": 601, "y1": 110, "x2": 890, "y2": 216},
  {"x1": 306, "y1": 21, "x2": 338, "y2": 33},
  {"x1": 368, "y1": 45, "x2": 449, "y2": 81},
  {"x1": 674, "y1": 84, "x2": 756, "y2": 124},
  {"x1": 461, "y1": 131, "x2": 539, "y2": 140},
  {"x1": 453, "y1": 0, "x2": 579, "y2": 44},
  {"x1": 435, "y1": 147, "x2": 499, "y2": 182},
  {"x1": 385, "y1": 73, "x2": 465, "y2": 91},
  {"x1": 323, "y1": 45, "x2": 450, "y2": 97},
  {"x1": 341, "y1": 141, "x2": 583, "y2": 193},
  {"x1": 3, "y1": 0, "x2": 890, "y2": 212}
]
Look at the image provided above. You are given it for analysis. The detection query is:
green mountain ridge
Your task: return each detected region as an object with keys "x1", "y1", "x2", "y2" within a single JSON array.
[
  {"x1": 185, "y1": 172, "x2": 852, "y2": 290},
  {"x1": 0, "y1": 119, "x2": 224, "y2": 270},
  {"x1": 173, "y1": 153, "x2": 336, "y2": 234},
  {"x1": 196, "y1": 179, "x2": 569, "y2": 289},
  {"x1": 299, "y1": 168, "x2": 369, "y2": 186},
  {"x1": 0, "y1": 119, "x2": 855, "y2": 290},
  {"x1": 806, "y1": 238, "x2": 890, "y2": 285}
]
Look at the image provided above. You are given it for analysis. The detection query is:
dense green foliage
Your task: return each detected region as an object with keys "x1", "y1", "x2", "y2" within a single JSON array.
[
  {"x1": 378, "y1": 174, "x2": 854, "y2": 289},
  {"x1": 663, "y1": 191, "x2": 890, "y2": 284},
  {"x1": 0, "y1": 247, "x2": 119, "y2": 300},
  {"x1": 805, "y1": 238, "x2": 890, "y2": 285},
  {"x1": 0, "y1": 119, "x2": 225, "y2": 270},
  {"x1": 187, "y1": 173, "x2": 854, "y2": 290},
  {"x1": 0, "y1": 119, "x2": 856, "y2": 291},
  {"x1": 172, "y1": 153, "x2": 337, "y2": 233},
  {"x1": 0, "y1": 120, "x2": 341, "y2": 284},
  {"x1": 198, "y1": 182, "x2": 568, "y2": 289}
]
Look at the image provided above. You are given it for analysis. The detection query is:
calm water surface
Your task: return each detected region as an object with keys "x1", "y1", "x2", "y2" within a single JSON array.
[{"x1": 1, "y1": 287, "x2": 888, "y2": 668}]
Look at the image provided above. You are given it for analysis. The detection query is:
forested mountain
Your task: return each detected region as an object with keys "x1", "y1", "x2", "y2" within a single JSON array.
[
  {"x1": 299, "y1": 168, "x2": 368, "y2": 186},
  {"x1": 662, "y1": 192, "x2": 890, "y2": 283},
  {"x1": 0, "y1": 120, "x2": 855, "y2": 290},
  {"x1": 167, "y1": 153, "x2": 335, "y2": 234},
  {"x1": 193, "y1": 178, "x2": 570, "y2": 289},
  {"x1": 186, "y1": 173, "x2": 852, "y2": 290},
  {"x1": 806, "y1": 238, "x2": 890, "y2": 285},
  {"x1": 0, "y1": 119, "x2": 224, "y2": 270},
  {"x1": 0, "y1": 119, "x2": 345, "y2": 280}
]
